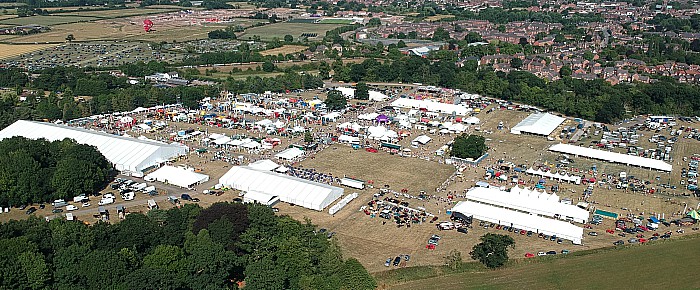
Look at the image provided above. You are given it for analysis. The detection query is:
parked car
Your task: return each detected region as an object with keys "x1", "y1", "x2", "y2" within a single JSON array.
[
  {"x1": 404, "y1": 255, "x2": 410, "y2": 262},
  {"x1": 392, "y1": 256, "x2": 402, "y2": 266},
  {"x1": 25, "y1": 207, "x2": 37, "y2": 215},
  {"x1": 384, "y1": 258, "x2": 392, "y2": 267},
  {"x1": 546, "y1": 251, "x2": 557, "y2": 255},
  {"x1": 457, "y1": 227, "x2": 468, "y2": 234},
  {"x1": 52, "y1": 209, "x2": 63, "y2": 213},
  {"x1": 561, "y1": 249, "x2": 570, "y2": 254},
  {"x1": 82, "y1": 203, "x2": 91, "y2": 207},
  {"x1": 588, "y1": 232, "x2": 598, "y2": 236},
  {"x1": 537, "y1": 251, "x2": 546, "y2": 256},
  {"x1": 181, "y1": 193, "x2": 192, "y2": 201},
  {"x1": 66, "y1": 205, "x2": 78, "y2": 211},
  {"x1": 613, "y1": 240, "x2": 625, "y2": 246}
]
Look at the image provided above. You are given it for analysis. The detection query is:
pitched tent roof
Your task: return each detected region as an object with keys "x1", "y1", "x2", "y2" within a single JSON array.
[
  {"x1": 219, "y1": 166, "x2": 343, "y2": 211},
  {"x1": 549, "y1": 143, "x2": 672, "y2": 172},
  {"x1": 465, "y1": 186, "x2": 589, "y2": 223},
  {"x1": 390, "y1": 98, "x2": 471, "y2": 116},
  {"x1": 510, "y1": 113, "x2": 565, "y2": 136},
  {"x1": 0, "y1": 120, "x2": 187, "y2": 173},
  {"x1": 145, "y1": 166, "x2": 209, "y2": 188},
  {"x1": 452, "y1": 201, "x2": 583, "y2": 244},
  {"x1": 248, "y1": 159, "x2": 279, "y2": 171},
  {"x1": 275, "y1": 147, "x2": 304, "y2": 160}
]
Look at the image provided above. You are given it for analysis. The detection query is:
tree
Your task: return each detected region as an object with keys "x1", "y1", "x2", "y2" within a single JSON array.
[
  {"x1": 367, "y1": 17, "x2": 381, "y2": 26},
  {"x1": 354, "y1": 82, "x2": 369, "y2": 100},
  {"x1": 340, "y1": 258, "x2": 376, "y2": 290},
  {"x1": 559, "y1": 65, "x2": 572, "y2": 77},
  {"x1": 283, "y1": 34, "x2": 293, "y2": 43},
  {"x1": 324, "y1": 90, "x2": 347, "y2": 111},
  {"x1": 304, "y1": 130, "x2": 313, "y2": 143},
  {"x1": 65, "y1": 34, "x2": 74, "y2": 42},
  {"x1": 450, "y1": 134, "x2": 486, "y2": 159},
  {"x1": 470, "y1": 233, "x2": 515, "y2": 269},
  {"x1": 397, "y1": 40, "x2": 407, "y2": 48},
  {"x1": 465, "y1": 32, "x2": 483, "y2": 43},
  {"x1": 444, "y1": 249, "x2": 462, "y2": 270},
  {"x1": 510, "y1": 58, "x2": 523, "y2": 69},
  {"x1": 262, "y1": 61, "x2": 275, "y2": 73},
  {"x1": 432, "y1": 27, "x2": 451, "y2": 41},
  {"x1": 497, "y1": 25, "x2": 506, "y2": 33}
]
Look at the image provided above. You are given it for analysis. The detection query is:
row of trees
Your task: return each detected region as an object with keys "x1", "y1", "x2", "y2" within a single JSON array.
[
  {"x1": 0, "y1": 137, "x2": 112, "y2": 207},
  {"x1": 0, "y1": 203, "x2": 376, "y2": 289},
  {"x1": 328, "y1": 56, "x2": 700, "y2": 123}
]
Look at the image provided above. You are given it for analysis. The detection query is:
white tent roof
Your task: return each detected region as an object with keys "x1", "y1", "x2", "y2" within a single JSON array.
[
  {"x1": 463, "y1": 117, "x2": 480, "y2": 124},
  {"x1": 213, "y1": 136, "x2": 232, "y2": 145},
  {"x1": 0, "y1": 120, "x2": 187, "y2": 173},
  {"x1": 242, "y1": 141, "x2": 261, "y2": 149},
  {"x1": 248, "y1": 159, "x2": 279, "y2": 171},
  {"x1": 452, "y1": 201, "x2": 583, "y2": 244},
  {"x1": 358, "y1": 113, "x2": 379, "y2": 120},
  {"x1": 335, "y1": 87, "x2": 388, "y2": 101},
  {"x1": 338, "y1": 135, "x2": 360, "y2": 143},
  {"x1": 465, "y1": 186, "x2": 589, "y2": 223},
  {"x1": 219, "y1": 166, "x2": 343, "y2": 211},
  {"x1": 145, "y1": 166, "x2": 209, "y2": 188},
  {"x1": 510, "y1": 113, "x2": 565, "y2": 136},
  {"x1": 275, "y1": 147, "x2": 304, "y2": 160},
  {"x1": 391, "y1": 98, "x2": 470, "y2": 116},
  {"x1": 412, "y1": 135, "x2": 431, "y2": 145},
  {"x1": 549, "y1": 143, "x2": 672, "y2": 172},
  {"x1": 243, "y1": 191, "x2": 279, "y2": 206}
]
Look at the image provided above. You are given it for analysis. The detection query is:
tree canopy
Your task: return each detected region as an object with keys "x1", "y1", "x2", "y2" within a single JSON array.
[
  {"x1": 470, "y1": 233, "x2": 515, "y2": 269},
  {"x1": 324, "y1": 90, "x2": 347, "y2": 111},
  {"x1": 450, "y1": 134, "x2": 487, "y2": 159},
  {"x1": 0, "y1": 137, "x2": 112, "y2": 207},
  {"x1": 0, "y1": 203, "x2": 375, "y2": 289}
]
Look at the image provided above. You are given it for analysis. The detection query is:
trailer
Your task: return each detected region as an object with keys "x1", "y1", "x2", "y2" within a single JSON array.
[{"x1": 340, "y1": 177, "x2": 365, "y2": 190}]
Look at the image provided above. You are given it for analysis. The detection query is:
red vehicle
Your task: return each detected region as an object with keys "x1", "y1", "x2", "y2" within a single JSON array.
[
  {"x1": 365, "y1": 148, "x2": 378, "y2": 153},
  {"x1": 520, "y1": 230, "x2": 526, "y2": 235}
]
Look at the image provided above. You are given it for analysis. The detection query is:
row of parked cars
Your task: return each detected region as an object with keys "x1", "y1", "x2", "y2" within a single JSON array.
[
  {"x1": 479, "y1": 221, "x2": 566, "y2": 244},
  {"x1": 384, "y1": 254, "x2": 410, "y2": 267}
]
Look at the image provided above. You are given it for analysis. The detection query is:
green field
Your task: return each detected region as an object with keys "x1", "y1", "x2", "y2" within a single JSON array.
[
  {"x1": 53, "y1": 8, "x2": 178, "y2": 18},
  {"x1": 242, "y1": 22, "x2": 343, "y2": 41},
  {"x1": 0, "y1": 15, "x2": 99, "y2": 26},
  {"x1": 377, "y1": 235, "x2": 700, "y2": 289},
  {"x1": 317, "y1": 19, "x2": 354, "y2": 24}
]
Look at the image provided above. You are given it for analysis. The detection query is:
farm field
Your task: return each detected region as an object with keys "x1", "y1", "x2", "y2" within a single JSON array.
[
  {"x1": 242, "y1": 22, "x2": 344, "y2": 41},
  {"x1": 0, "y1": 43, "x2": 57, "y2": 60},
  {"x1": 379, "y1": 234, "x2": 700, "y2": 289},
  {"x1": 260, "y1": 44, "x2": 308, "y2": 56},
  {"x1": 317, "y1": 19, "x2": 354, "y2": 24},
  {"x1": 0, "y1": 15, "x2": 99, "y2": 26},
  {"x1": 54, "y1": 8, "x2": 179, "y2": 18}
]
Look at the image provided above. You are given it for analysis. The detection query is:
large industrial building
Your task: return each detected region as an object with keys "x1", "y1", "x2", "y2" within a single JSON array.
[{"x1": 0, "y1": 120, "x2": 188, "y2": 175}]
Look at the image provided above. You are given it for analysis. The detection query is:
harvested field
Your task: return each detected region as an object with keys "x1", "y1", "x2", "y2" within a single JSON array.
[
  {"x1": 54, "y1": 8, "x2": 179, "y2": 18},
  {"x1": 259, "y1": 44, "x2": 307, "y2": 56},
  {"x1": 0, "y1": 43, "x2": 57, "y2": 59}
]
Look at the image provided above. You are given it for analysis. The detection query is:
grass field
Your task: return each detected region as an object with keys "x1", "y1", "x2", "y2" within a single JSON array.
[
  {"x1": 0, "y1": 15, "x2": 99, "y2": 26},
  {"x1": 54, "y1": 8, "x2": 178, "y2": 18},
  {"x1": 425, "y1": 14, "x2": 455, "y2": 22},
  {"x1": 377, "y1": 234, "x2": 700, "y2": 289},
  {"x1": 317, "y1": 19, "x2": 354, "y2": 24},
  {"x1": 242, "y1": 22, "x2": 343, "y2": 41},
  {"x1": 0, "y1": 43, "x2": 57, "y2": 59},
  {"x1": 259, "y1": 44, "x2": 307, "y2": 56}
]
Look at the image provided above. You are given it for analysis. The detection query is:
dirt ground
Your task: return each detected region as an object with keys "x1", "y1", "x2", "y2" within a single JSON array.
[
  {"x1": 259, "y1": 45, "x2": 308, "y2": 56},
  {"x1": 0, "y1": 43, "x2": 58, "y2": 59}
]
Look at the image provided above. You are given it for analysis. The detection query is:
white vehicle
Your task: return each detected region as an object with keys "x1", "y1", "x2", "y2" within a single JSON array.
[
  {"x1": 104, "y1": 193, "x2": 116, "y2": 200},
  {"x1": 147, "y1": 199, "x2": 158, "y2": 210},
  {"x1": 82, "y1": 203, "x2": 91, "y2": 207},
  {"x1": 73, "y1": 195, "x2": 88, "y2": 203},
  {"x1": 144, "y1": 176, "x2": 155, "y2": 182},
  {"x1": 98, "y1": 198, "x2": 114, "y2": 206},
  {"x1": 66, "y1": 205, "x2": 78, "y2": 211}
]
